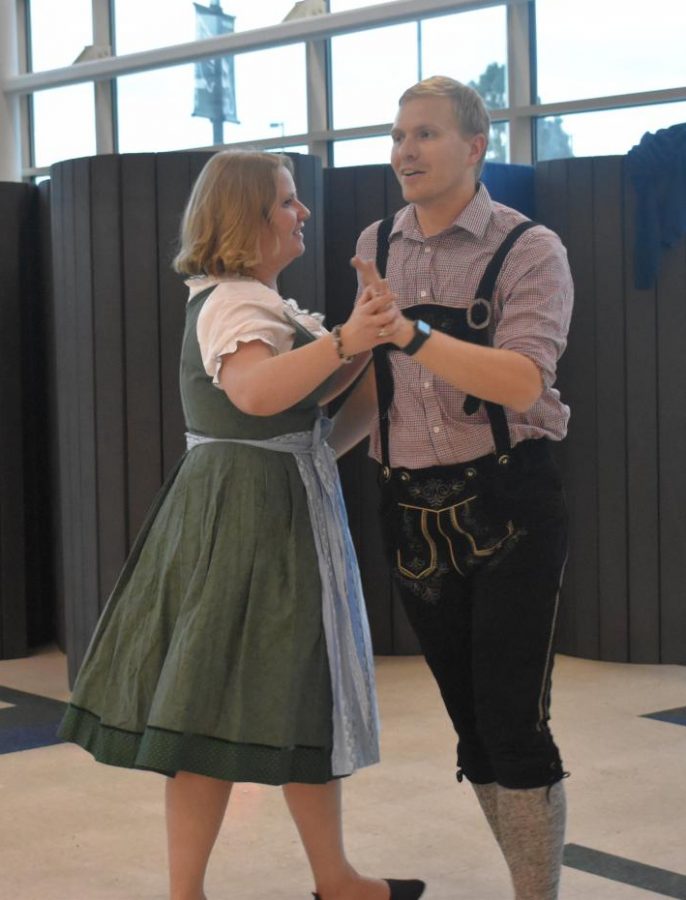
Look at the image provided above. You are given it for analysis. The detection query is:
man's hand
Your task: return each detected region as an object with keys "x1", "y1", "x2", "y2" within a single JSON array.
[{"x1": 350, "y1": 255, "x2": 386, "y2": 295}]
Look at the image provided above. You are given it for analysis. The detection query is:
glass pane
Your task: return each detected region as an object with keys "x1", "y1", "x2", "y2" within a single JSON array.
[
  {"x1": 420, "y1": 7, "x2": 508, "y2": 108},
  {"x1": 114, "y1": 0, "x2": 296, "y2": 55},
  {"x1": 331, "y1": 24, "x2": 418, "y2": 129},
  {"x1": 229, "y1": 0, "x2": 298, "y2": 30},
  {"x1": 33, "y1": 84, "x2": 97, "y2": 168},
  {"x1": 536, "y1": 102, "x2": 686, "y2": 161},
  {"x1": 29, "y1": 0, "x2": 93, "y2": 71},
  {"x1": 333, "y1": 136, "x2": 392, "y2": 167},
  {"x1": 536, "y1": 0, "x2": 686, "y2": 103},
  {"x1": 117, "y1": 46, "x2": 307, "y2": 153},
  {"x1": 486, "y1": 121, "x2": 509, "y2": 164}
]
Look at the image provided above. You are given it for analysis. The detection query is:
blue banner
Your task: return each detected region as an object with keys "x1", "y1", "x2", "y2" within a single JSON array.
[{"x1": 192, "y1": 2, "x2": 238, "y2": 124}]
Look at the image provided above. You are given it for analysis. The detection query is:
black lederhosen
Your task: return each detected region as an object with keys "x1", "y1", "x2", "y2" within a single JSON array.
[{"x1": 373, "y1": 217, "x2": 568, "y2": 789}]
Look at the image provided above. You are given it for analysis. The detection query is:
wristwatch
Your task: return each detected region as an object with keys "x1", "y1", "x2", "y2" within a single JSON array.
[{"x1": 400, "y1": 319, "x2": 432, "y2": 356}]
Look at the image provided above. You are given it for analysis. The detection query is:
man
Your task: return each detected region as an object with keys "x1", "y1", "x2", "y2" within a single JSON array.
[{"x1": 334, "y1": 76, "x2": 573, "y2": 899}]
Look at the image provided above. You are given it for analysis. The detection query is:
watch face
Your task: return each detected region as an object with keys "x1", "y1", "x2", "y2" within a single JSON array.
[{"x1": 417, "y1": 320, "x2": 432, "y2": 336}]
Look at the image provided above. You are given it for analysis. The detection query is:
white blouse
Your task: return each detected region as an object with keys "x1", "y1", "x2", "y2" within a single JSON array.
[{"x1": 188, "y1": 275, "x2": 327, "y2": 385}]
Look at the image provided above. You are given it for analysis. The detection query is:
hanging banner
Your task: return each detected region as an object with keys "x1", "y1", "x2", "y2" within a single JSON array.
[{"x1": 192, "y1": 3, "x2": 238, "y2": 124}]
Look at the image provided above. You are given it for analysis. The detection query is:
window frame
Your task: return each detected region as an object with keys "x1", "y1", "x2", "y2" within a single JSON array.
[{"x1": 4, "y1": 0, "x2": 686, "y2": 180}]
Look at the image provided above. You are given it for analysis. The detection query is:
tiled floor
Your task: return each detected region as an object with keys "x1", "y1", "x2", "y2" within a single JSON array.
[{"x1": 1, "y1": 647, "x2": 685, "y2": 899}]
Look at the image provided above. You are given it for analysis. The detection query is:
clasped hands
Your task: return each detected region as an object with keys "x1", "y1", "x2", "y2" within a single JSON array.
[{"x1": 335, "y1": 256, "x2": 413, "y2": 358}]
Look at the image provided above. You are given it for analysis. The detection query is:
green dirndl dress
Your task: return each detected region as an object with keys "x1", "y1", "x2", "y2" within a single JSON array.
[{"x1": 58, "y1": 286, "x2": 352, "y2": 785}]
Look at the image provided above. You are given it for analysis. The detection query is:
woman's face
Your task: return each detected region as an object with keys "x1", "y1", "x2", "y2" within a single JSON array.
[{"x1": 259, "y1": 166, "x2": 311, "y2": 276}]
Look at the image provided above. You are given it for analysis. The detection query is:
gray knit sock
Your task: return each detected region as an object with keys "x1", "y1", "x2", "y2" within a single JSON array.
[
  {"x1": 496, "y1": 781, "x2": 566, "y2": 900},
  {"x1": 471, "y1": 781, "x2": 503, "y2": 848}
]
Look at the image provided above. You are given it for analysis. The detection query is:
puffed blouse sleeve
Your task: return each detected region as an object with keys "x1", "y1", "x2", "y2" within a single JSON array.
[{"x1": 196, "y1": 279, "x2": 295, "y2": 385}]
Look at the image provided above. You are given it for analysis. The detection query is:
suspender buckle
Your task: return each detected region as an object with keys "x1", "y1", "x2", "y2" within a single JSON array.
[
  {"x1": 466, "y1": 297, "x2": 492, "y2": 330},
  {"x1": 381, "y1": 465, "x2": 392, "y2": 482}
]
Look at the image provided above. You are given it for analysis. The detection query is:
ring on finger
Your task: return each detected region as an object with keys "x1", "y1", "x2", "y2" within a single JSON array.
[{"x1": 377, "y1": 328, "x2": 388, "y2": 338}]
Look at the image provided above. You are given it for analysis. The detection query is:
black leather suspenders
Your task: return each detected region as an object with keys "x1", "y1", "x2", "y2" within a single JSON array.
[{"x1": 372, "y1": 216, "x2": 537, "y2": 469}]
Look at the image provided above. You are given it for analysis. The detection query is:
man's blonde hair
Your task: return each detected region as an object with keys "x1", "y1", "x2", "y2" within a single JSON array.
[
  {"x1": 173, "y1": 150, "x2": 293, "y2": 277},
  {"x1": 399, "y1": 76, "x2": 490, "y2": 176}
]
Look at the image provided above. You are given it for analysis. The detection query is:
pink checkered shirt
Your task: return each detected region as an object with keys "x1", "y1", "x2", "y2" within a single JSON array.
[{"x1": 355, "y1": 184, "x2": 574, "y2": 467}]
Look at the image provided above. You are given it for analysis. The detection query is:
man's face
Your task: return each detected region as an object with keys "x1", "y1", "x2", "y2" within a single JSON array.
[{"x1": 390, "y1": 95, "x2": 484, "y2": 211}]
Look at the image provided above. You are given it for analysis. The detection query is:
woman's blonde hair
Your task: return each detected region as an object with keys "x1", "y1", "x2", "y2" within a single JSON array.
[
  {"x1": 399, "y1": 76, "x2": 490, "y2": 176},
  {"x1": 173, "y1": 150, "x2": 293, "y2": 277}
]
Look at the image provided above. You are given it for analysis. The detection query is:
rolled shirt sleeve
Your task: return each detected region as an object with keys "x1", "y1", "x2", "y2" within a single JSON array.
[{"x1": 493, "y1": 226, "x2": 574, "y2": 389}]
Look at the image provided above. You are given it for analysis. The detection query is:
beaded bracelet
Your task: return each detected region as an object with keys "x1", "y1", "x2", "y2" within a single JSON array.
[{"x1": 331, "y1": 324, "x2": 354, "y2": 364}]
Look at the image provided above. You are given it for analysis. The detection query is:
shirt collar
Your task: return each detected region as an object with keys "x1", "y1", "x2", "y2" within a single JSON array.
[{"x1": 391, "y1": 182, "x2": 494, "y2": 241}]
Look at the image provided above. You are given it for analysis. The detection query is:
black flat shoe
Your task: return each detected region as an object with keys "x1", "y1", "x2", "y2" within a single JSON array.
[{"x1": 312, "y1": 878, "x2": 426, "y2": 900}]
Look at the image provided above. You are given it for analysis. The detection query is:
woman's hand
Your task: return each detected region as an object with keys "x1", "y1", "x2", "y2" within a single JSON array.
[
  {"x1": 348, "y1": 254, "x2": 410, "y2": 351},
  {"x1": 339, "y1": 285, "x2": 404, "y2": 356}
]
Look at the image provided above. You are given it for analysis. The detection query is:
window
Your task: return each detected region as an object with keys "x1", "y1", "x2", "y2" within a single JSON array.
[
  {"x1": 486, "y1": 121, "x2": 509, "y2": 164},
  {"x1": 329, "y1": 4, "x2": 508, "y2": 132},
  {"x1": 32, "y1": 85, "x2": 97, "y2": 168},
  {"x1": 330, "y1": 24, "x2": 419, "y2": 130},
  {"x1": 29, "y1": 0, "x2": 93, "y2": 71},
  {"x1": 536, "y1": 101, "x2": 686, "y2": 161},
  {"x1": 117, "y1": 45, "x2": 307, "y2": 153},
  {"x1": 536, "y1": 0, "x2": 686, "y2": 104},
  {"x1": 117, "y1": 64, "x2": 217, "y2": 153},
  {"x1": 333, "y1": 135, "x2": 392, "y2": 167},
  {"x1": 15, "y1": 0, "x2": 686, "y2": 175},
  {"x1": 419, "y1": 7, "x2": 508, "y2": 108},
  {"x1": 113, "y1": 0, "x2": 296, "y2": 55}
]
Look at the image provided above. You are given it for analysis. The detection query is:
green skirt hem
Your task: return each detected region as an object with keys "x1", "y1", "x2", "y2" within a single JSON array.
[{"x1": 58, "y1": 704, "x2": 334, "y2": 785}]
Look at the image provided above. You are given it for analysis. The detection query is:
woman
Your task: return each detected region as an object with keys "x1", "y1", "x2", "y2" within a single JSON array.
[{"x1": 58, "y1": 150, "x2": 425, "y2": 900}]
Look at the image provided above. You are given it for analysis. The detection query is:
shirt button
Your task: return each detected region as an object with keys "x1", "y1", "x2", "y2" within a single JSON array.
[
  {"x1": 419, "y1": 290, "x2": 427, "y2": 298},
  {"x1": 423, "y1": 381, "x2": 431, "y2": 389},
  {"x1": 424, "y1": 246, "x2": 431, "y2": 254},
  {"x1": 432, "y1": 426, "x2": 441, "y2": 434}
]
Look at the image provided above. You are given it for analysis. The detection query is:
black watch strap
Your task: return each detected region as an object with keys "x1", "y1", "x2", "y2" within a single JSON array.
[{"x1": 400, "y1": 319, "x2": 431, "y2": 356}]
